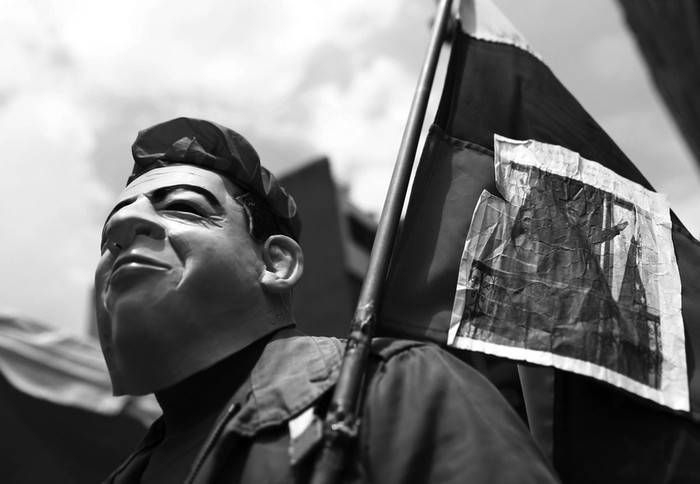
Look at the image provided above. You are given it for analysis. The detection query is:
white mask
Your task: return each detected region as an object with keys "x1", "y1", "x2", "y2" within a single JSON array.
[{"x1": 95, "y1": 165, "x2": 299, "y2": 395}]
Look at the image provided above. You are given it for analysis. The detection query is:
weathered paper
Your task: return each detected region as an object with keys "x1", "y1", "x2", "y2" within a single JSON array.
[{"x1": 448, "y1": 136, "x2": 688, "y2": 411}]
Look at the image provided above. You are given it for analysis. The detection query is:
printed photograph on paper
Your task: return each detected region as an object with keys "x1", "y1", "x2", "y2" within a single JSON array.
[{"x1": 448, "y1": 136, "x2": 687, "y2": 411}]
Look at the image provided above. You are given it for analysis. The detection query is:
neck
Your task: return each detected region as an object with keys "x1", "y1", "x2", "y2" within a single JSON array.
[{"x1": 154, "y1": 336, "x2": 268, "y2": 433}]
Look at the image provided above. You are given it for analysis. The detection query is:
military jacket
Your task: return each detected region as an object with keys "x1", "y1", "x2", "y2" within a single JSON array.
[{"x1": 104, "y1": 329, "x2": 559, "y2": 483}]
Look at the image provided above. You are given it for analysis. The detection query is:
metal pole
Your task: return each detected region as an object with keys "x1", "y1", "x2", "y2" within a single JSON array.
[{"x1": 310, "y1": 0, "x2": 455, "y2": 482}]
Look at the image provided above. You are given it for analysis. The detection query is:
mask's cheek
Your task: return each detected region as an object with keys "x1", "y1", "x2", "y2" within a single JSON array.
[
  {"x1": 167, "y1": 234, "x2": 193, "y2": 293},
  {"x1": 166, "y1": 225, "x2": 195, "y2": 268},
  {"x1": 93, "y1": 261, "x2": 119, "y2": 387},
  {"x1": 94, "y1": 255, "x2": 114, "y2": 312},
  {"x1": 95, "y1": 297, "x2": 113, "y2": 353}
]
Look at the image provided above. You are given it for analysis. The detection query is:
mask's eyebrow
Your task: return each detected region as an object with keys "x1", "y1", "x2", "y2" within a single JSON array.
[
  {"x1": 102, "y1": 184, "x2": 223, "y2": 228},
  {"x1": 151, "y1": 184, "x2": 223, "y2": 209}
]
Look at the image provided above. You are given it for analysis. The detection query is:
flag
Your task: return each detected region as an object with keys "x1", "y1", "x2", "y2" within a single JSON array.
[
  {"x1": 0, "y1": 313, "x2": 159, "y2": 482},
  {"x1": 380, "y1": 0, "x2": 700, "y2": 481}
]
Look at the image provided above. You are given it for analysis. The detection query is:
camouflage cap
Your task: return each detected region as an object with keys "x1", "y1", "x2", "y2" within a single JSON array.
[{"x1": 129, "y1": 117, "x2": 301, "y2": 241}]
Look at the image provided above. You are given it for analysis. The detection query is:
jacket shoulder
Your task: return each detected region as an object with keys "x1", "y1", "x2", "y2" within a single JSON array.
[
  {"x1": 369, "y1": 337, "x2": 424, "y2": 359},
  {"x1": 368, "y1": 337, "x2": 466, "y2": 375},
  {"x1": 360, "y1": 337, "x2": 560, "y2": 484}
]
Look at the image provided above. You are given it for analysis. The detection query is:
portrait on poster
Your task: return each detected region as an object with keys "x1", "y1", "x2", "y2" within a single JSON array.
[{"x1": 448, "y1": 136, "x2": 687, "y2": 411}]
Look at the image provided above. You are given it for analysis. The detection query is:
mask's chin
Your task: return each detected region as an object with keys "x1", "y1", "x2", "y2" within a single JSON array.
[{"x1": 99, "y1": 288, "x2": 291, "y2": 396}]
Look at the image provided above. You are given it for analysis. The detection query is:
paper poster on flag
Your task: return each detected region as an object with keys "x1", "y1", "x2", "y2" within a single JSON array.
[{"x1": 448, "y1": 135, "x2": 688, "y2": 411}]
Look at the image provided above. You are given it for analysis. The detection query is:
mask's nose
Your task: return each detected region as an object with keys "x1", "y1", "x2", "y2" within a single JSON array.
[{"x1": 103, "y1": 196, "x2": 166, "y2": 253}]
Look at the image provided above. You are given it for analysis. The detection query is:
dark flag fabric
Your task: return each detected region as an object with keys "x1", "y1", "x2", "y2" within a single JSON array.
[
  {"x1": 0, "y1": 314, "x2": 159, "y2": 482},
  {"x1": 379, "y1": 0, "x2": 700, "y2": 481}
]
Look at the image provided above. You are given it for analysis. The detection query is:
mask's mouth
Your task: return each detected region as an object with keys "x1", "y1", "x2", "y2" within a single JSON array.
[{"x1": 109, "y1": 254, "x2": 172, "y2": 286}]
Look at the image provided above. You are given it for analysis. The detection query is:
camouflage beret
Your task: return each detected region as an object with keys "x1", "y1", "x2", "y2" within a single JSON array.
[{"x1": 129, "y1": 117, "x2": 301, "y2": 241}]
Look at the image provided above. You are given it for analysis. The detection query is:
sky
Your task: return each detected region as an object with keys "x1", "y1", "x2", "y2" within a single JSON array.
[{"x1": 1, "y1": 0, "x2": 698, "y2": 336}]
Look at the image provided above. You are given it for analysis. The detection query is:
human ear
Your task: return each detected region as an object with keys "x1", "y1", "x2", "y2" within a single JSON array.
[{"x1": 259, "y1": 235, "x2": 304, "y2": 293}]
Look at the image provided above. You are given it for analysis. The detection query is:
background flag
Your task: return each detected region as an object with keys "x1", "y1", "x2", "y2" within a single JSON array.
[
  {"x1": 380, "y1": 0, "x2": 700, "y2": 481},
  {"x1": 0, "y1": 313, "x2": 159, "y2": 482}
]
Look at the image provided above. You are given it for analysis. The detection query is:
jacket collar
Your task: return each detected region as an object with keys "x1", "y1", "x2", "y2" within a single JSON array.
[
  {"x1": 224, "y1": 328, "x2": 344, "y2": 436},
  {"x1": 104, "y1": 329, "x2": 344, "y2": 483}
]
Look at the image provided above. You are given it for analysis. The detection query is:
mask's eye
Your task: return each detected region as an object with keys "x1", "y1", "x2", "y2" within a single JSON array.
[{"x1": 163, "y1": 202, "x2": 203, "y2": 216}]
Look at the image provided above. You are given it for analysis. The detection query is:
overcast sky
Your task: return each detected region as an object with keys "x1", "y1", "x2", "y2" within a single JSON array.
[{"x1": 1, "y1": 0, "x2": 698, "y2": 335}]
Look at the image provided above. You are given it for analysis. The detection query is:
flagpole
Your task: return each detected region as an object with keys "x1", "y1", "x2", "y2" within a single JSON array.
[{"x1": 310, "y1": 0, "x2": 455, "y2": 481}]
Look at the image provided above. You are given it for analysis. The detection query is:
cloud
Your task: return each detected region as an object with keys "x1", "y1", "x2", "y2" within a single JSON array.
[
  {"x1": 0, "y1": 0, "x2": 416, "y2": 333},
  {"x1": 0, "y1": 92, "x2": 110, "y2": 334},
  {"x1": 600, "y1": 106, "x2": 700, "y2": 237},
  {"x1": 51, "y1": 0, "x2": 404, "y2": 109},
  {"x1": 586, "y1": 33, "x2": 641, "y2": 84},
  {"x1": 300, "y1": 57, "x2": 417, "y2": 214}
]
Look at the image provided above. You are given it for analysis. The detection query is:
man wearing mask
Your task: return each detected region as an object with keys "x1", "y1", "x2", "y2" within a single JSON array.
[{"x1": 96, "y1": 117, "x2": 558, "y2": 483}]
